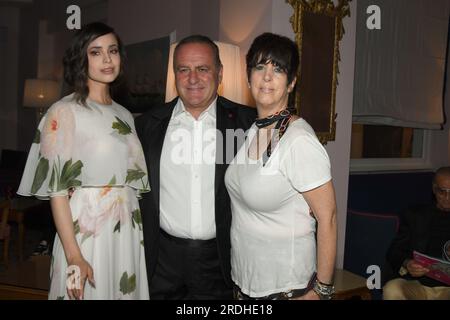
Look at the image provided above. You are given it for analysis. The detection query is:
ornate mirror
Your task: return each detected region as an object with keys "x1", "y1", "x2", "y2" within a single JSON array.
[{"x1": 287, "y1": 0, "x2": 351, "y2": 144}]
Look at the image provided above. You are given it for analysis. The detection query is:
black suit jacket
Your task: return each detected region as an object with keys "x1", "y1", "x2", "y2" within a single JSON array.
[
  {"x1": 135, "y1": 96, "x2": 256, "y2": 287},
  {"x1": 386, "y1": 204, "x2": 449, "y2": 287}
]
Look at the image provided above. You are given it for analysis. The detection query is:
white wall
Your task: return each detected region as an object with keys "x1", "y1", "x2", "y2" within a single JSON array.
[
  {"x1": 37, "y1": 21, "x2": 56, "y2": 79},
  {"x1": 442, "y1": 29, "x2": 450, "y2": 167},
  {"x1": 322, "y1": 1, "x2": 357, "y2": 268},
  {"x1": 108, "y1": 0, "x2": 220, "y2": 45},
  {"x1": 429, "y1": 118, "x2": 450, "y2": 169},
  {"x1": 191, "y1": 0, "x2": 220, "y2": 38},
  {"x1": 108, "y1": 0, "x2": 194, "y2": 45},
  {"x1": 271, "y1": 0, "x2": 296, "y2": 36},
  {"x1": 219, "y1": 0, "x2": 272, "y2": 105}
]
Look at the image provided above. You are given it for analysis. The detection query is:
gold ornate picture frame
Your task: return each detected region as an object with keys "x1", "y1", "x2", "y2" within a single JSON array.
[{"x1": 287, "y1": 0, "x2": 351, "y2": 144}]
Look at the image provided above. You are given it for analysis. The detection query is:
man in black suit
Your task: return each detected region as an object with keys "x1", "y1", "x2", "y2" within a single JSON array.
[
  {"x1": 383, "y1": 166, "x2": 450, "y2": 300},
  {"x1": 135, "y1": 35, "x2": 256, "y2": 299}
]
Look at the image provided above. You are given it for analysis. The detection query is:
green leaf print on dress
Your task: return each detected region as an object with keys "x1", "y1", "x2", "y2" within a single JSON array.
[
  {"x1": 31, "y1": 157, "x2": 49, "y2": 194},
  {"x1": 108, "y1": 175, "x2": 117, "y2": 186},
  {"x1": 125, "y1": 165, "x2": 146, "y2": 184},
  {"x1": 114, "y1": 221, "x2": 121, "y2": 233},
  {"x1": 119, "y1": 272, "x2": 136, "y2": 295},
  {"x1": 49, "y1": 157, "x2": 83, "y2": 192},
  {"x1": 81, "y1": 231, "x2": 93, "y2": 244},
  {"x1": 112, "y1": 117, "x2": 132, "y2": 135},
  {"x1": 73, "y1": 220, "x2": 80, "y2": 235},
  {"x1": 132, "y1": 209, "x2": 142, "y2": 230},
  {"x1": 74, "y1": 219, "x2": 94, "y2": 243},
  {"x1": 33, "y1": 129, "x2": 41, "y2": 144}
]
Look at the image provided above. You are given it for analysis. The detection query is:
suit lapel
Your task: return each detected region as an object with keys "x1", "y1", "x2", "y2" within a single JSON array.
[
  {"x1": 215, "y1": 96, "x2": 237, "y2": 195},
  {"x1": 146, "y1": 99, "x2": 177, "y2": 210}
]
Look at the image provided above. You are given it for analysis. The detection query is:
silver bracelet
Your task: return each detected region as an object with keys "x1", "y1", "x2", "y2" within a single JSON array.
[{"x1": 313, "y1": 279, "x2": 335, "y2": 300}]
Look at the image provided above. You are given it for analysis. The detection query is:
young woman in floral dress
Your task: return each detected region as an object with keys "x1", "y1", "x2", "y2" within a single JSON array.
[{"x1": 18, "y1": 22, "x2": 150, "y2": 300}]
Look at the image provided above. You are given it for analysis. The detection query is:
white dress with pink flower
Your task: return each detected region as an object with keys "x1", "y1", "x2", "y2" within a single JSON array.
[{"x1": 17, "y1": 94, "x2": 150, "y2": 300}]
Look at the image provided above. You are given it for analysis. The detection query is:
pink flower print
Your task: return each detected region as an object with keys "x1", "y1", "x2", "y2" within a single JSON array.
[
  {"x1": 77, "y1": 188, "x2": 129, "y2": 237},
  {"x1": 40, "y1": 105, "x2": 75, "y2": 162}
]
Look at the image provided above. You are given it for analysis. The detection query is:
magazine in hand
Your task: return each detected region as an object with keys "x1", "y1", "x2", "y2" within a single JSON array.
[{"x1": 413, "y1": 251, "x2": 450, "y2": 285}]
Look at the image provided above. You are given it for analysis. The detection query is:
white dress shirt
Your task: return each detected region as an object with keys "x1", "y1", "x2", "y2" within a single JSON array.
[{"x1": 159, "y1": 98, "x2": 217, "y2": 240}]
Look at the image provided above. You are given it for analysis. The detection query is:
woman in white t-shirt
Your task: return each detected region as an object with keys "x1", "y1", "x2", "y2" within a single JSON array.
[{"x1": 225, "y1": 32, "x2": 337, "y2": 300}]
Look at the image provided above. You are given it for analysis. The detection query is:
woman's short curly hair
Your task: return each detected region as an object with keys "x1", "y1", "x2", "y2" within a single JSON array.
[{"x1": 63, "y1": 22, "x2": 125, "y2": 106}]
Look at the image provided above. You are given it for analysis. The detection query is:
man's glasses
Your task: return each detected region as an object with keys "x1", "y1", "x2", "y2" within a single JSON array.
[
  {"x1": 434, "y1": 186, "x2": 450, "y2": 197},
  {"x1": 443, "y1": 240, "x2": 450, "y2": 262}
]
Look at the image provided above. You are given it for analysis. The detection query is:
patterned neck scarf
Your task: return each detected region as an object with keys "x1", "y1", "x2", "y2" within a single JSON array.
[
  {"x1": 255, "y1": 108, "x2": 293, "y2": 128},
  {"x1": 255, "y1": 108, "x2": 295, "y2": 166}
]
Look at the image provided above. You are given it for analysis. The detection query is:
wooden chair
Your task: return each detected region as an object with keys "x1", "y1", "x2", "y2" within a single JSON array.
[
  {"x1": 0, "y1": 198, "x2": 11, "y2": 266},
  {"x1": 2, "y1": 186, "x2": 41, "y2": 262}
]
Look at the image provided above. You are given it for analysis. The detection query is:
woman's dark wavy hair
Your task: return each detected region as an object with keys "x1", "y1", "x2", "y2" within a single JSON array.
[
  {"x1": 63, "y1": 22, "x2": 125, "y2": 107},
  {"x1": 246, "y1": 32, "x2": 299, "y2": 86}
]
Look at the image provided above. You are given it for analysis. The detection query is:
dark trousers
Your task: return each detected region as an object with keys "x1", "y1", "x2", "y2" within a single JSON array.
[{"x1": 149, "y1": 229, "x2": 232, "y2": 300}]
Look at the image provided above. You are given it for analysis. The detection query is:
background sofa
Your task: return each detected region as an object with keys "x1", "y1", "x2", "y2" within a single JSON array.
[{"x1": 343, "y1": 171, "x2": 435, "y2": 299}]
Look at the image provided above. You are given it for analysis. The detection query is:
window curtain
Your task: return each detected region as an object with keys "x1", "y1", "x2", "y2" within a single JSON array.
[{"x1": 352, "y1": 0, "x2": 449, "y2": 129}]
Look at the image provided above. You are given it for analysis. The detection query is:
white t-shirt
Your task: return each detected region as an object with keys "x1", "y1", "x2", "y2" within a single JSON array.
[{"x1": 224, "y1": 118, "x2": 331, "y2": 297}]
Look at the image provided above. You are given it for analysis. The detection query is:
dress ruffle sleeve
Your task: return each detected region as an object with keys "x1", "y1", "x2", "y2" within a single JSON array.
[
  {"x1": 17, "y1": 96, "x2": 150, "y2": 200},
  {"x1": 121, "y1": 111, "x2": 151, "y2": 198},
  {"x1": 17, "y1": 101, "x2": 78, "y2": 199}
]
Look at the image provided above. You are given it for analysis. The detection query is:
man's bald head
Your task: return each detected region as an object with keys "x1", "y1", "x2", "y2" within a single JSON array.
[{"x1": 433, "y1": 166, "x2": 450, "y2": 211}]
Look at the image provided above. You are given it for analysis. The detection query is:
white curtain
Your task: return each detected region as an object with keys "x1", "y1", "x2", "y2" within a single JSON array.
[
  {"x1": 165, "y1": 41, "x2": 243, "y2": 104},
  {"x1": 353, "y1": 0, "x2": 449, "y2": 129}
]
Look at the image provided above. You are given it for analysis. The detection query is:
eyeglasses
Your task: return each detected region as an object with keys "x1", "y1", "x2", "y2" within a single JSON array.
[
  {"x1": 435, "y1": 186, "x2": 450, "y2": 197},
  {"x1": 443, "y1": 240, "x2": 450, "y2": 261}
]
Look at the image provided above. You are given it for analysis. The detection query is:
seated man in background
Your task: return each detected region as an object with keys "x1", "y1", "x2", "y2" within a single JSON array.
[{"x1": 383, "y1": 166, "x2": 450, "y2": 300}]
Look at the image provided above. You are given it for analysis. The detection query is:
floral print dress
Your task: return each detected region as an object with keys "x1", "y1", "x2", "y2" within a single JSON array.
[{"x1": 17, "y1": 94, "x2": 150, "y2": 299}]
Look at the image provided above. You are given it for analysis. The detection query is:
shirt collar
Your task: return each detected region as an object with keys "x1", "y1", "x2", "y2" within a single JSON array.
[{"x1": 172, "y1": 97, "x2": 217, "y2": 121}]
